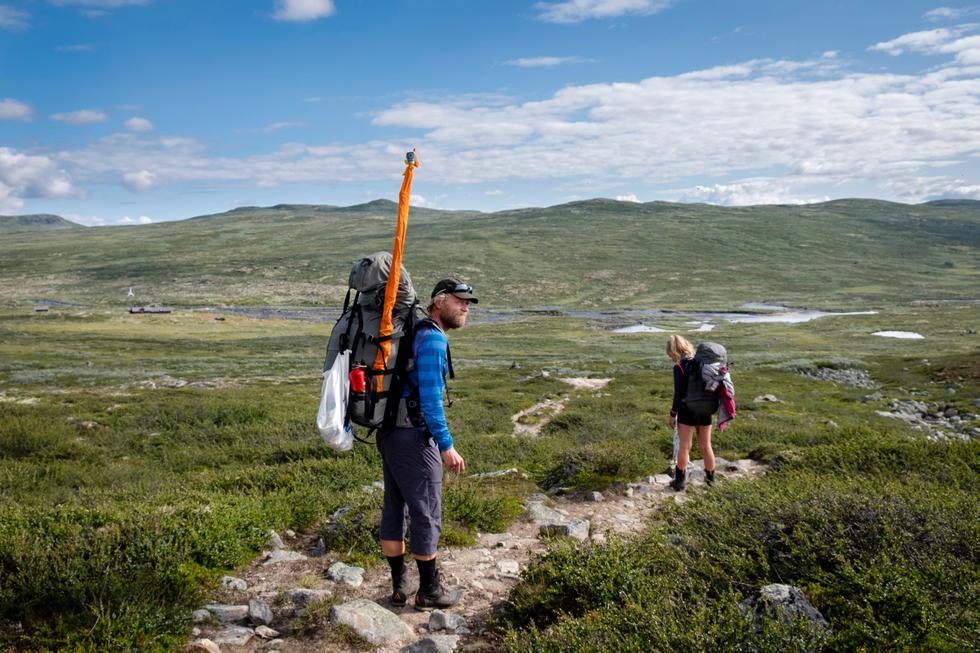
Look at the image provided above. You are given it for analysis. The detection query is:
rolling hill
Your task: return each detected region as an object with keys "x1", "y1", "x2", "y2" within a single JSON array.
[
  {"x1": 0, "y1": 199, "x2": 977, "y2": 309},
  {"x1": 0, "y1": 214, "x2": 82, "y2": 233}
]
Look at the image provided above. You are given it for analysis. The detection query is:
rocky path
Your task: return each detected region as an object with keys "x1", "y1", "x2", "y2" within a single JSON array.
[{"x1": 187, "y1": 457, "x2": 767, "y2": 653}]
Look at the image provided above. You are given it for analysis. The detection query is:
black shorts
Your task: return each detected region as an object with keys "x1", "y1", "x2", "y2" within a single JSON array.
[
  {"x1": 677, "y1": 406, "x2": 713, "y2": 427},
  {"x1": 377, "y1": 426, "x2": 443, "y2": 556}
]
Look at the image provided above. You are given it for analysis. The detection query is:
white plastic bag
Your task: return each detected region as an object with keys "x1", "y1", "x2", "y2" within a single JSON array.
[{"x1": 317, "y1": 349, "x2": 354, "y2": 452}]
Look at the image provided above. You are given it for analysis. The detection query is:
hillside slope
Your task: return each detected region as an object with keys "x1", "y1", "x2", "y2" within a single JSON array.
[
  {"x1": 0, "y1": 214, "x2": 82, "y2": 233},
  {"x1": 0, "y1": 199, "x2": 976, "y2": 308}
]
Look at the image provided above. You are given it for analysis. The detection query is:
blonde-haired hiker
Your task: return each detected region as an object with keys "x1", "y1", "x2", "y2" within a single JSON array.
[{"x1": 665, "y1": 334, "x2": 716, "y2": 491}]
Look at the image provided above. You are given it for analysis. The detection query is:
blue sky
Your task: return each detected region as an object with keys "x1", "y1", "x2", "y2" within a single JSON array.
[{"x1": 1, "y1": 0, "x2": 979, "y2": 225}]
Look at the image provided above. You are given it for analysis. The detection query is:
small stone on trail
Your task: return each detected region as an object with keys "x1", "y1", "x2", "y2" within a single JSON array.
[
  {"x1": 588, "y1": 491, "x2": 604, "y2": 502},
  {"x1": 429, "y1": 609, "x2": 468, "y2": 632},
  {"x1": 186, "y1": 639, "x2": 220, "y2": 653},
  {"x1": 267, "y1": 530, "x2": 284, "y2": 550},
  {"x1": 263, "y1": 549, "x2": 306, "y2": 565},
  {"x1": 254, "y1": 625, "x2": 280, "y2": 639},
  {"x1": 754, "y1": 394, "x2": 781, "y2": 403},
  {"x1": 248, "y1": 598, "x2": 273, "y2": 626},
  {"x1": 496, "y1": 560, "x2": 520, "y2": 576},
  {"x1": 327, "y1": 561, "x2": 365, "y2": 587},
  {"x1": 211, "y1": 625, "x2": 253, "y2": 647},
  {"x1": 400, "y1": 634, "x2": 461, "y2": 653},
  {"x1": 652, "y1": 474, "x2": 672, "y2": 484},
  {"x1": 219, "y1": 576, "x2": 246, "y2": 591},
  {"x1": 192, "y1": 609, "x2": 211, "y2": 623},
  {"x1": 539, "y1": 518, "x2": 589, "y2": 541},
  {"x1": 285, "y1": 588, "x2": 332, "y2": 607},
  {"x1": 205, "y1": 604, "x2": 248, "y2": 623},
  {"x1": 284, "y1": 529, "x2": 296, "y2": 538}
]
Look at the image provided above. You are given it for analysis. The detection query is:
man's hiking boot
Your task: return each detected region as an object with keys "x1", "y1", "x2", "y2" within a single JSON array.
[
  {"x1": 414, "y1": 570, "x2": 460, "y2": 611},
  {"x1": 705, "y1": 469, "x2": 716, "y2": 486},
  {"x1": 669, "y1": 466, "x2": 687, "y2": 491},
  {"x1": 387, "y1": 554, "x2": 410, "y2": 607},
  {"x1": 390, "y1": 577, "x2": 410, "y2": 607}
]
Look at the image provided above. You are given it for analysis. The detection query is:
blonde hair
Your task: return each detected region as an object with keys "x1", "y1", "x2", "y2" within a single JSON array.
[
  {"x1": 665, "y1": 334, "x2": 694, "y2": 362},
  {"x1": 427, "y1": 293, "x2": 448, "y2": 315}
]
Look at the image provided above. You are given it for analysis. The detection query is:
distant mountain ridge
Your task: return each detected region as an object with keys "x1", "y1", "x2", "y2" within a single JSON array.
[
  {"x1": 1, "y1": 197, "x2": 976, "y2": 310},
  {"x1": 0, "y1": 214, "x2": 82, "y2": 233}
]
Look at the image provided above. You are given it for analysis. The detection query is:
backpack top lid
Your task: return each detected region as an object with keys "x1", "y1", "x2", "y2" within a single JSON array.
[
  {"x1": 694, "y1": 341, "x2": 727, "y2": 366},
  {"x1": 349, "y1": 252, "x2": 417, "y2": 309}
]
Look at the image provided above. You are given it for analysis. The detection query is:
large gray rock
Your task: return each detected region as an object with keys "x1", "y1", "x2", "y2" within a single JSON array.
[
  {"x1": 400, "y1": 634, "x2": 461, "y2": 653},
  {"x1": 326, "y1": 561, "x2": 365, "y2": 587},
  {"x1": 329, "y1": 599, "x2": 413, "y2": 646},
  {"x1": 739, "y1": 584, "x2": 830, "y2": 633}
]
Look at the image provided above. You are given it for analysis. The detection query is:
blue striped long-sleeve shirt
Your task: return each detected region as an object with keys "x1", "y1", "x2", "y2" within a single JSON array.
[{"x1": 406, "y1": 320, "x2": 453, "y2": 451}]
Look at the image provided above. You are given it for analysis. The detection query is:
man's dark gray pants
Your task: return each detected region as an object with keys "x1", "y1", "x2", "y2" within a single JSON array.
[{"x1": 378, "y1": 426, "x2": 443, "y2": 556}]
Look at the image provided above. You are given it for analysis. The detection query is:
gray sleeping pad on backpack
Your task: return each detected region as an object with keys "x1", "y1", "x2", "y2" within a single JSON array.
[
  {"x1": 324, "y1": 252, "x2": 417, "y2": 372},
  {"x1": 695, "y1": 341, "x2": 727, "y2": 366}
]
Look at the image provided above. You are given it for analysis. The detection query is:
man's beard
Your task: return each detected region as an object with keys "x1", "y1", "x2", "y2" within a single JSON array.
[{"x1": 440, "y1": 307, "x2": 466, "y2": 330}]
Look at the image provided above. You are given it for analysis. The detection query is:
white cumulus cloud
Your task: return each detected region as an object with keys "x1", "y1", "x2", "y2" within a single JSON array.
[
  {"x1": 616, "y1": 193, "x2": 640, "y2": 202},
  {"x1": 0, "y1": 98, "x2": 32, "y2": 120},
  {"x1": 124, "y1": 116, "x2": 153, "y2": 131},
  {"x1": 536, "y1": 0, "x2": 673, "y2": 24},
  {"x1": 46, "y1": 26, "x2": 980, "y2": 209},
  {"x1": 0, "y1": 5, "x2": 30, "y2": 30},
  {"x1": 272, "y1": 0, "x2": 335, "y2": 22},
  {"x1": 52, "y1": 109, "x2": 108, "y2": 124},
  {"x1": 924, "y1": 6, "x2": 979, "y2": 21},
  {"x1": 678, "y1": 181, "x2": 829, "y2": 206},
  {"x1": 122, "y1": 169, "x2": 158, "y2": 191},
  {"x1": 504, "y1": 56, "x2": 585, "y2": 67},
  {"x1": 0, "y1": 147, "x2": 77, "y2": 213}
]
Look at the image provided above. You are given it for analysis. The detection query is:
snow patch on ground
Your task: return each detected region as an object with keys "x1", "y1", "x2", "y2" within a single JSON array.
[{"x1": 872, "y1": 331, "x2": 924, "y2": 339}]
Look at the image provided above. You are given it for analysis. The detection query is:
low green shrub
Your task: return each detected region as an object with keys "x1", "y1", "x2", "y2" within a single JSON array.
[{"x1": 498, "y1": 471, "x2": 979, "y2": 653}]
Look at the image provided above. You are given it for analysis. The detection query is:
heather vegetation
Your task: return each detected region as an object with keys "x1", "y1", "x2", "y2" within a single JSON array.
[{"x1": 0, "y1": 199, "x2": 977, "y2": 651}]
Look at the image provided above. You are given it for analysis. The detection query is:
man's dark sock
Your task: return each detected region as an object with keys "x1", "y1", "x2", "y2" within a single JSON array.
[
  {"x1": 387, "y1": 554, "x2": 406, "y2": 589},
  {"x1": 416, "y1": 557, "x2": 436, "y2": 593}
]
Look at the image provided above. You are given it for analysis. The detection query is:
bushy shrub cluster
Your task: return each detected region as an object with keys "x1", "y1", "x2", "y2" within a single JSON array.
[{"x1": 497, "y1": 464, "x2": 979, "y2": 653}]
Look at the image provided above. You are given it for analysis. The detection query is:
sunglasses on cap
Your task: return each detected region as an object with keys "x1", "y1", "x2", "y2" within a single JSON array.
[{"x1": 433, "y1": 282, "x2": 474, "y2": 297}]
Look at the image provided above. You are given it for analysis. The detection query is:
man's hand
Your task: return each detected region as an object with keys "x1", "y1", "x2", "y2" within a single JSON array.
[
  {"x1": 441, "y1": 447, "x2": 465, "y2": 474},
  {"x1": 668, "y1": 414, "x2": 677, "y2": 428}
]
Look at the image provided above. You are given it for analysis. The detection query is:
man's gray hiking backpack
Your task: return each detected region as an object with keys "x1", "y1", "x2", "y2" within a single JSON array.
[
  {"x1": 682, "y1": 341, "x2": 727, "y2": 417},
  {"x1": 317, "y1": 252, "x2": 422, "y2": 450}
]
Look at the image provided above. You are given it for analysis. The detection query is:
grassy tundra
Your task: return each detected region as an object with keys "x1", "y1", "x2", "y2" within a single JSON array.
[{"x1": 0, "y1": 199, "x2": 977, "y2": 651}]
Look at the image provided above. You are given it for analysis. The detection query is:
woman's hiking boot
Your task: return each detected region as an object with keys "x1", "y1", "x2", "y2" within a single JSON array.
[
  {"x1": 669, "y1": 466, "x2": 687, "y2": 491},
  {"x1": 705, "y1": 469, "x2": 716, "y2": 486}
]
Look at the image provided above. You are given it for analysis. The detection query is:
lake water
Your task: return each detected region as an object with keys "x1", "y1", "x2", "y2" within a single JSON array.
[{"x1": 196, "y1": 304, "x2": 879, "y2": 331}]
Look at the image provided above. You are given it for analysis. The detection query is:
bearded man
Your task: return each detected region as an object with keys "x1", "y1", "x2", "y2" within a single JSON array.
[{"x1": 378, "y1": 277, "x2": 476, "y2": 610}]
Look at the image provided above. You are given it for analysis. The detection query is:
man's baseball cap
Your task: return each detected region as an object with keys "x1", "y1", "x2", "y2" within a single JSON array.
[{"x1": 431, "y1": 277, "x2": 479, "y2": 303}]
